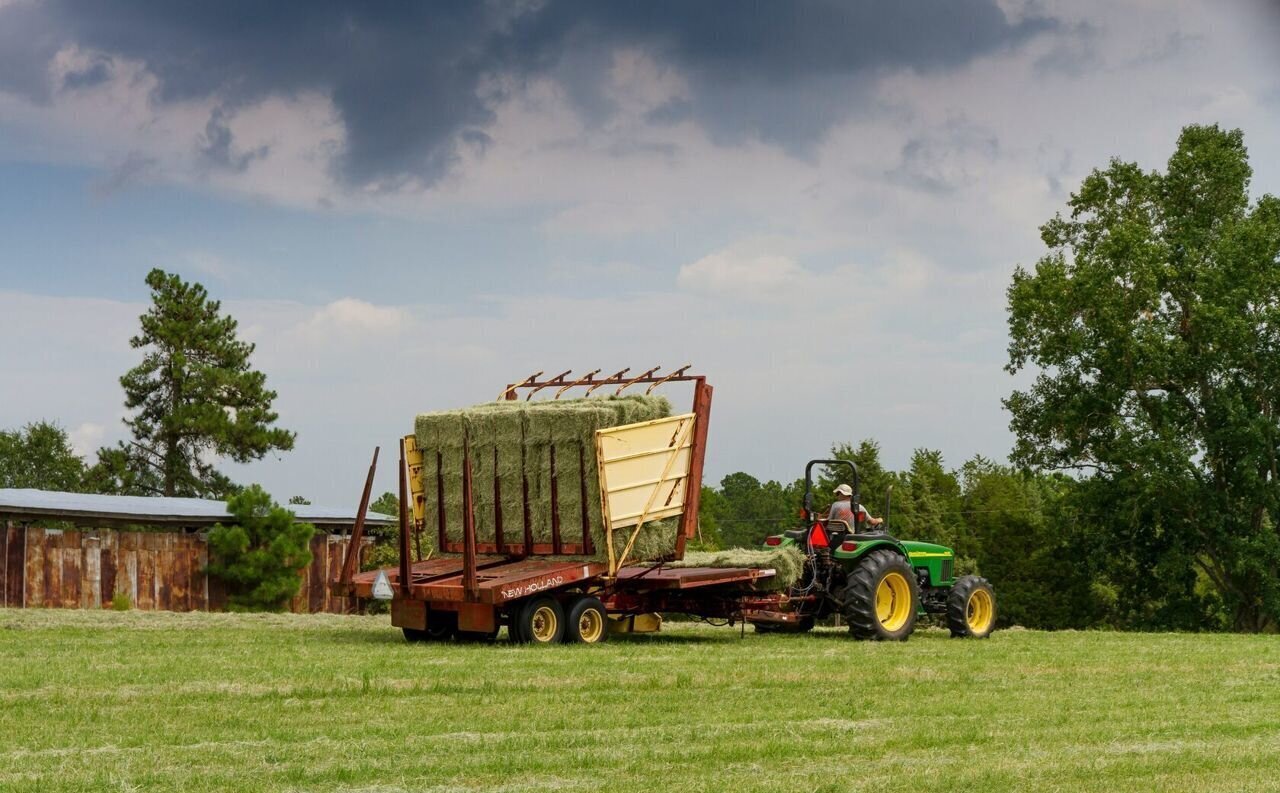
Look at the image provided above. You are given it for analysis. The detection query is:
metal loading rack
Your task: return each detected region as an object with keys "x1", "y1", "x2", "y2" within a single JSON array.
[{"x1": 332, "y1": 368, "x2": 790, "y2": 643}]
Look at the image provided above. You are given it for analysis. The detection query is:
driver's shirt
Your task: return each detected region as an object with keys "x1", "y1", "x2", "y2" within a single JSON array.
[{"x1": 827, "y1": 500, "x2": 868, "y2": 526}]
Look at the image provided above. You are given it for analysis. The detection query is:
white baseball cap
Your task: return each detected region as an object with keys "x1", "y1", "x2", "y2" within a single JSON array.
[{"x1": 833, "y1": 484, "x2": 853, "y2": 497}]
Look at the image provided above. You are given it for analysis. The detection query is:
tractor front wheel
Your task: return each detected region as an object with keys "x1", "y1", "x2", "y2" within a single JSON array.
[
  {"x1": 842, "y1": 549, "x2": 919, "y2": 641},
  {"x1": 947, "y1": 576, "x2": 996, "y2": 638}
]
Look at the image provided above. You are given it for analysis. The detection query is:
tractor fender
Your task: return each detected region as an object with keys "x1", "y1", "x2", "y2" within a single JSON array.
[{"x1": 831, "y1": 537, "x2": 910, "y2": 563}]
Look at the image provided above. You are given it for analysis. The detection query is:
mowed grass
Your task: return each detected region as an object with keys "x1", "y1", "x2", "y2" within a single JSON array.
[{"x1": 2, "y1": 611, "x2": 1280, "y2": 792}]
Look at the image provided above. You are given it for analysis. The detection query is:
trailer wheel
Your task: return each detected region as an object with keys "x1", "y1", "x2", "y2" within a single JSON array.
[
  {"x1": 403, "y1": 611, "x2": 457, "y2": 642},
  {"x1": 512, "y1": 596, "x2": 565, "y2": 644},
  {"x1": 563, "y1": 596, "x2": 609, "y2": 644}
]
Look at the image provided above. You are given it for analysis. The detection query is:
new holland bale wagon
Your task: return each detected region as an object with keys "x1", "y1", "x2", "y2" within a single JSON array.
[
  {"x1": 330, "y1": 367, "x2": 997, "y2": 643},
  {"x1": 331, "y1": 368, "x2": 794, "y2": 643}
]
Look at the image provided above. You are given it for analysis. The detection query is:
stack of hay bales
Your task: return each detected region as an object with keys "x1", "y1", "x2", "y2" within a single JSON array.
[{"x1": 414, "y1": 395, "x2": 679, "y2": 562}]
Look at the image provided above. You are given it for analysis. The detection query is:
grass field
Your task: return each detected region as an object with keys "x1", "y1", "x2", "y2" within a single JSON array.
[{"x1": 3, "y1": 610, "x2": 1280, "y2": 792}]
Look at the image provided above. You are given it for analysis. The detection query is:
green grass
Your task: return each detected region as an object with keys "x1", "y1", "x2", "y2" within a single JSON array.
[{"x1": 3, "y1": 611, "x2": 1280, "y2": 792}]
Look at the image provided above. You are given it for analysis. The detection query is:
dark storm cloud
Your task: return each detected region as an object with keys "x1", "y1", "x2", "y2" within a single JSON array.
[{"x1": 0, "y1": 0, "x2": 1057, "y2": 188}]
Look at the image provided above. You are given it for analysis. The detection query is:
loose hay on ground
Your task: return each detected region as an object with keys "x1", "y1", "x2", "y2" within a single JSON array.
[{"x1": 669, "y1": 547, "x2": 805, "y2": 590}]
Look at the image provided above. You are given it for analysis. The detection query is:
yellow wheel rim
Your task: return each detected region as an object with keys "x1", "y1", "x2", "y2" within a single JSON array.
[
  {"x1": 578, "y1": 608, "x2": 604, "y2": 643},
  {"x1": 966, "y1": 588, "x2": 994, "y2": 634},
  {"x1": 875, "y1": 572, "x2": 912, "y2": 632},
  {"x1": 530, "y1": 605, "x2": 558, "y2": 642}
]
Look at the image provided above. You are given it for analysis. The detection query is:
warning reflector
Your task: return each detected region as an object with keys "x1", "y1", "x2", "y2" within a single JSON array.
[
  {"x1": 372, "y1": 570, "x2": 394, "y2": 600},
  {"x1": 810, "y1": 523, "x2": 829, "y2": 548}
]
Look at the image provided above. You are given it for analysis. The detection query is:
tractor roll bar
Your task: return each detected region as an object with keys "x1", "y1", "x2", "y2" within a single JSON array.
[{"x1": 804, "y1": 459, "x2": 860, "y2": 531}]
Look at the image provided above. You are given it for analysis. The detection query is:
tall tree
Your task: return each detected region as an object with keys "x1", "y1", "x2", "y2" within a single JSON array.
[
  {"x1": 1006, "y1": 125, "x2": 1280, "y2": 630},
  {"x1": 94, "y1": 269, "x2": 295, "y2": 498},
  {"x1": 0, "y1": 421, "x2": 86, "y2": 491}
]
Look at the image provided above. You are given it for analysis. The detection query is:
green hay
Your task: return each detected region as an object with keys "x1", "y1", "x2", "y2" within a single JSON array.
[
  {"x1": 668, "y1": 547, "x2": 806, "y2": 591},
  {"x1": 412, "y1": 394, "x2": 677, "y2": 561}
]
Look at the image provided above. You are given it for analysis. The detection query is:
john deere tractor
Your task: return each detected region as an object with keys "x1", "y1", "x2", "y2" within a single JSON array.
[{"x1": 754, "y1": 459, "x2": 995, "y2": 641}]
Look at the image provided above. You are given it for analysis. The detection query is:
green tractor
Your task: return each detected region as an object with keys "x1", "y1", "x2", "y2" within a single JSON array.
[{"x1": 755, "y1": 459, "x2": 996, "y2": 641}]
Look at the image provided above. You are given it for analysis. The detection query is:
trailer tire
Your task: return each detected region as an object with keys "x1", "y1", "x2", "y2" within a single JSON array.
[
  {"x1": 947, "y1": 576, "x2": 996, "y2": 638},
  {"x1": 425, "y1": 610, "x2": 458, "y2": 641},
  {"x1": 512, "y1": 596, "x2": 566, "y2": 644},
  {"x1": 563, "y1": 596, "x2": 609, "y2": 644},
  {"x1": 842, "y1": 549, "x2": 919, "y2": 641}
]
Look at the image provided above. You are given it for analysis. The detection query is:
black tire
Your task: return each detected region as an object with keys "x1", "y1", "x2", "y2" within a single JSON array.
[
  {"x1": 511, "y1": 596, "x2": 566, "y2": 645},
  {"x1": 752, "y1": 615, "x2": 815, "y2": 634},
  {"x1": 841, "y1": 549, "x2": 919, "y2": 641},
  {"x1": 506, "y1": 609, "x2": 525, "y2": 643},
  {"x1": 424, "y1": 610, "x2": 457, "y2": 641},
  {"x1": 563, "y1": 596, "x2": 609, "y2": 644},
  {"x1": 403, "y1": 611, "x2": 457, "y2": 642},
  {"x1": 947, "y1": 576, "x2": 996, "y2": 638}
]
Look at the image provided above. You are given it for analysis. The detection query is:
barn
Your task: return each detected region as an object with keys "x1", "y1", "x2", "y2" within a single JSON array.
[{"x1": 0, "y1": 488, "x2": 392, "y2": 613}]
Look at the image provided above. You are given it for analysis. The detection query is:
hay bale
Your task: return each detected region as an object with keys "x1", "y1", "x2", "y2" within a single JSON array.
[
  {"x1": 412, "y1": 394, "x2": 677, "y2": 561},
  {"x1": 668, "y1": 547, "x2": 806, "y2": 591}
]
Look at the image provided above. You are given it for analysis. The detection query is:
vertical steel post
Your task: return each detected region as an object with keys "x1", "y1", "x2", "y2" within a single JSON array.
[
  {"x1": 339, "y1": 446, "x2": 379, "y2": 588},
  {"x1": 462, "y1": 431, "x2": 479, "y2": 599},
  {"x1": 676, "y1": 379, "x2": 713, "y2": 559},
  {"x1": 398, "y1": 439, "x2": 412, "y2": 598}
]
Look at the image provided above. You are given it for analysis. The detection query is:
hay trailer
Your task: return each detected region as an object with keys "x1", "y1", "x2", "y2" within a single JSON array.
[{"x1": 332, "y1": 368, "x2": 790, "y2": 644}]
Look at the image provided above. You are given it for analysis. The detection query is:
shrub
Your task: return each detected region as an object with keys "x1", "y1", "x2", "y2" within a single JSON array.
[
  {"x1": 206, "y1": 485, "x2": 314, "y2": 612},
  {"x1": 110, "y1": 592, "x2": 131, "y2": 611}
]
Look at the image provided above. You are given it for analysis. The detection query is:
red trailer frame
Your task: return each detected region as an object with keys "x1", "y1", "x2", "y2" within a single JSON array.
[{"x1": 333, "y1": 369, "x2": 789, "y2": 640}]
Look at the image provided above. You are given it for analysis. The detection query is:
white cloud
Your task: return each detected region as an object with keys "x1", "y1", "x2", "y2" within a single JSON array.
[
  {"x1": 296, "y1": 298, "x2": 408, "y2": 337},
  {"x1": 67, "y1": 422, "x2": 105, "y2": 459},
  {"x1": 678, "y1": 249, "x2": 809, "y2": 299}
]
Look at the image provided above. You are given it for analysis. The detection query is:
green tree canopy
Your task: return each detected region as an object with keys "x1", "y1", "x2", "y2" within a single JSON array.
[
  {"x1": 91, "y1": 269, "x2": 295, "y2": 498},
  {"x1": 0, "y1": 421, "x2": 85, "y2": 491},
  {"x1": 1006, "y1": 124, "x2": 1280, "y2": 630},
  {"x1": 206, "y1": 485, "x2": 314, "y2": 611},
  {"x1": 699, "y1": 472, "x2": 802, "y2": 548}
]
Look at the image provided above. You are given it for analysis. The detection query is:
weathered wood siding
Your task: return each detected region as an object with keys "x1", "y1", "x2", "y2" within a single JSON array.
[{"x1": 0, "y1": 524, "x2": 366, "y2": 613}]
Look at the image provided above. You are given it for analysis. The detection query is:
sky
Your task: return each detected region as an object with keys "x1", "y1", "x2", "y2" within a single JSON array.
[{"x1": 1, "y1": 0, "x2": 1279, "y2": 506}]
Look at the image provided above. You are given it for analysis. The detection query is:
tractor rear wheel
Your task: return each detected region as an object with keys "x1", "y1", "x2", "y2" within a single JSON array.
[
  {"x1": 842, "y1": 549, "x2": 919, "y2": 641},
  {"x1": 947, "y1": 576, "x2": 996, "y2": 638}
]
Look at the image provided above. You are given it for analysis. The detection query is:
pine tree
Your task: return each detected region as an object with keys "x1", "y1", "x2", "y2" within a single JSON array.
[
  {"x1": 206, "y1": 486, "x2": 314, "y2": 611},
  {"x1": 91, "y1": 269, "x2": 295, "y2": 498}
]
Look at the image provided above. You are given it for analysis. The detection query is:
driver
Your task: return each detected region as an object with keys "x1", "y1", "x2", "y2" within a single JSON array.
[{"x1": 828, "y1": 484, "x2": 884, "y2": 529}]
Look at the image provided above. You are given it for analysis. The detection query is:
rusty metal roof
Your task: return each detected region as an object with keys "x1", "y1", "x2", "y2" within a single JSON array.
[{"x1": 0, "y1": 488, "x2": 394, "y2": 529}]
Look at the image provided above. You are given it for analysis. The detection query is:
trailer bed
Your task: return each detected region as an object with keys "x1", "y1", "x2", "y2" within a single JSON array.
[{"x1": 351, "y1": 556, "x2": 775, "y2": 604}]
